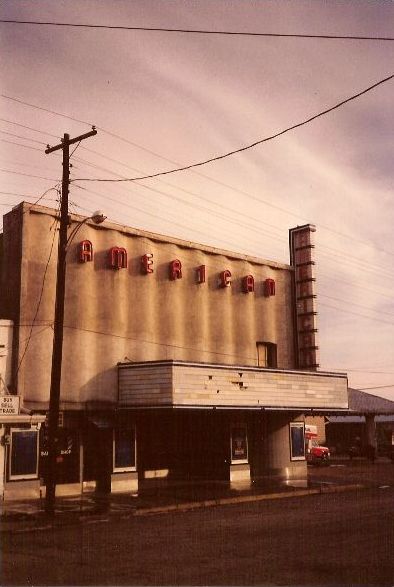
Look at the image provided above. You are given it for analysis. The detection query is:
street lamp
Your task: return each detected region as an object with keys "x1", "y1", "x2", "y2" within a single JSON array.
[
  {"x1": 67, "y1": 210, "x2": 107, "y2": 245},
  {"x1": 45, "y1": 209, "x2": 106, "y2": 516}
]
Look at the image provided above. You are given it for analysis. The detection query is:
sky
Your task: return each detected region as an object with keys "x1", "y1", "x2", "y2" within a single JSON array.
[{"x1": 1, "y1": 0, "x2": 394, "y2": 399}]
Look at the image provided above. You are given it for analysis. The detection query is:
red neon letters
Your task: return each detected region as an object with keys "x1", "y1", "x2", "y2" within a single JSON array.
[
  {"x1": 141, "y1": 253, "x2": 154, "y2": 274},
  {"x1": 264, "y1": 278, "x2": 276, "y2": 297},
  {"x1": 79, "y1": 242, "x2": 276, "y2": 295},
  {"x1": 220, "y1": 270, "x2": 232, "y2": 288},
  {"x1": 79, "y1": 240, "x2": 93, "y2": 263},
  {"x1": 169, "y1": 259, "x2": 182, "y2": 280},
  {"x1": 110, "y1": 247, "x2": 128, "y2": 269},
  {"x1": 242, "y1": 275, "x2": 255, "y2": 293},
  {"x1": 196, "y1": 265, "x2": 206, "y2": 284}
]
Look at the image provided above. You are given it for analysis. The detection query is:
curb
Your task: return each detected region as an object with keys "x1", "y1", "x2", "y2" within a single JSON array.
[
  {"x1": 1, "y1": 483, "x2": 365, "y2": 531},
  {"x1": 133, "y1": 483, "x2": 365, "y2": 516}
]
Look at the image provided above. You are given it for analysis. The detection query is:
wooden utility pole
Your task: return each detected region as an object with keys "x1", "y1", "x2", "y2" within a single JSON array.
[{"x1": 44, "y1": 128, "x2": 97, "y2": 516}]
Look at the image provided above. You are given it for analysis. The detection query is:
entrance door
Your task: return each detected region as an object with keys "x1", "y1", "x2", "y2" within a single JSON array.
[{"x1": 176, "y1": 411, "x2": 230, "y2": 482}]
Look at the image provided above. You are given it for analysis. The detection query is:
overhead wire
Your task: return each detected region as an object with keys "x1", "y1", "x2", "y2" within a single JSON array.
[
  {"x1": 3, "y1": 102, "x2": 394, "y2": 321},
  {"x1": 72, "y1": 183, "x2": 266, "y2": 253},
  {"x1": 358, "y1": 384, "x2": 394, "y2": 390},
  {"x1": 0, "y1": 138, "x2": 47, "y2": 152},
  {"x1": 71, "y1": 73, "x2": 394, "y2": 183},
  {"x1": 319, "y1": 302, "x2": 394, "y2": 327},
  {"x1": 14, "y1": 201, "x2": 60, "y2": 375},
  {"x1": 71, "y1": 156, "x2": 287, "y2": 243},
  {"x1": 0, "y1": 168, "x2": 59, "y2": 181},
  {"x1": 0, "y1": 117, "x2": 58, "y2": 138},
  {"x1": 62, "y1": 186, "x2": 394, "y2": 325},
  {"x1": 69, "y1": 151, "x2": 394, "y2": 278},
  {"x1": 0, "y1": 129, "x2": 46, "y2": 144},
  {"x1": 320, "y1": 293, "x2": 394, "y2": 318},
  {"x1": 4, "y1": 135, "x2": 392, "y2": 289},
  {"x1": 1, "y1": 20, "x2": 394, "y2": 41},
  {"x1": 70, "y1": 177, "x2": 394, "y2": 291},
  {"x1": 0, "y1": 191, "x2": 60, "y2": 202},
  {"x1": 3, "y1": 95, "x2": 394, "y2": 258}
]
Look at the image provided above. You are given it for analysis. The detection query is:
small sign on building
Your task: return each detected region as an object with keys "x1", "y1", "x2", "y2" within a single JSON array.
[{"x1": 0, "y1": 395, "x2": 20, "y2": 415}]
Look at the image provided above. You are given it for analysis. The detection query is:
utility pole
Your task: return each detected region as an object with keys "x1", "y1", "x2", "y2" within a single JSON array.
[{"x1": 44, "y1": 128, "x2": 97, "y2": 516}]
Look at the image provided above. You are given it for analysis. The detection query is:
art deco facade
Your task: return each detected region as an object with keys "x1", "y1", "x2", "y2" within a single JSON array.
[{"x1": 0, "y1": 203, "x2": 348, "y2": 498}]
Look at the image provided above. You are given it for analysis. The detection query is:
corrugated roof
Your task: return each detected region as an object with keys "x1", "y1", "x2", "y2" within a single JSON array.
[
  {"x1": 327, "y1": 414, "x2": 394, "y2": 424},
  {"x1": 347, "y1": 388, "x2": 394, "y2": 414}
]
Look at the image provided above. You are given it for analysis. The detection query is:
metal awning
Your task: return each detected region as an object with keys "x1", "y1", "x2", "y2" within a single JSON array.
[
  {"x1": 118, "y1": 360, "x2": 348, "y2": 411},
  {"x1": 0, "y1": 413, "x2": 46, "y2": 425}
]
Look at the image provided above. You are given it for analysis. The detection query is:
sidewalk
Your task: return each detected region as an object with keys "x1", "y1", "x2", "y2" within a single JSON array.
[
  {"x1": 0, "y1": 480, "x2": 311, "y2": 519},
  {"x1": 3, "y1": 456, "x2": 393, "y2": 532}
]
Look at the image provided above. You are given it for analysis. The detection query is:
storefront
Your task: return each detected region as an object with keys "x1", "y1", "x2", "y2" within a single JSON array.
[
  {"x1": 117, "y1": 360, "x2": 347, "y2": 488},
  {"x1": 0, "y1": 400, "x2": 45, "y2": 501}
]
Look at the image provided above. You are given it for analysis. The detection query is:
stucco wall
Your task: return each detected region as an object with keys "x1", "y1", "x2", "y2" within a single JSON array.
[{"x1": 4, "y1": 204, "x2": 296, "y2": 408}]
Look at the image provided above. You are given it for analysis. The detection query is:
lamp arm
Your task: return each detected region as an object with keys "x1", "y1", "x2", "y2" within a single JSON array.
[{"x1": 66, "y1": 217, "x2": 90, "y2": 249}]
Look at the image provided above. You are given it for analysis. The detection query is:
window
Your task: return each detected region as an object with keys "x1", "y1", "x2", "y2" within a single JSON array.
[
  {"x1": 289, "y1": 422, "x2": 306, "y2": 461},
  {"x1": 231, "y1": 425, "x2": 248, "y2": 464},
  {"x1": 113, "y1": 427, "x2": 136, "y2": 472},
  {"x1": 256, "y1": 342, "x2": 277, "y2": 368},
  {"x1": 9, "y1": 428, "x2": 39, "y2": 480}
]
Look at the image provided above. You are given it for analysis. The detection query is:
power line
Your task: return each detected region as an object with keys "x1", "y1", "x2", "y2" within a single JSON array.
[
  {"x1": 0, "y1": 168, "x2": 59, "y2": 181},
  {"x1": 358, "y1": 384, "x2": 394, "y2": 391},
  {"x1": 318, "y1": 272, "x2": 394, "y2": 302},
  {"x1": 1, "y1": 20, "x2": 394, "y2": 41},
  {"x1": 318, "y1": 249, "x2": 394, "y2": 282},
  {"x1": 75, "y1": 139, "x2": 394, "y2": 260},
  {"x1": 7, "y1": 142, "x2": 390, "y2": 290},
  {"x1": 0, "y1": 117, "x2": 58, "y2": 138},
  {"x1": 320, "y1": 302, "x2": 394, "y2": 327},
  {"x1": 70, "y1": 156, "x2": 394, "y2": 280},
  {"x1": 72, "y1": 73, "x2": 394, "y2": 183},
  {"x1": 72, "y1": 183, "x2": 263, "y2": 253},
  {"x1": 0, "y1": 129, "x2": 46, "y2": 144},
  {"x1": 71, "y1": 174, "x2": 394, "y2": 292},
  {"x1": 3, "y1": 96, "x2": 394, "y2": 260},
  {"x1": 0, "y1": 138, "x2": 46, "y2": 152},
  {"x1": 0, "y1": 191, "x2": 59, "y2": 203},
  {"x1": 65, "y1": 187, "x2": 394, "y2": 312},
  {"x1": 15, "y1": 206, "x2": 60, "y2": 376},
  {"x1": 71, "y1": 156, "x2": 287, "y2": 242},
  {"x1": 1, "y1": 94, "x2": 94, "y2": 127},
  {"x1": 320, "y1": 293, "x2": 394, "y2": 318},
  {"x1": 325, "y1": 368, "x2": 394, "y2": 375},
  {"x1": 3, "y1": 97, "x2": 394, "y2": 260}
]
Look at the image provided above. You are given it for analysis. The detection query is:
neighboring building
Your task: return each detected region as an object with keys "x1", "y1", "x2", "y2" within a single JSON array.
[
  {"x1": 0, "y1": 319, "x2": 45, "y2": 501},
  {"x1": 0, "y1": 203, "x2": 348, "y2": 499},
  {"x1": 326, "y1": 388, "x2": 394, "y2": 456}
]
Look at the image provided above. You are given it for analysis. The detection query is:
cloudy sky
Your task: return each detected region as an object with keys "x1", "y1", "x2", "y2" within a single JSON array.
[{"x1": 1, "y1": 0, "x2": 393, "y2": 399}]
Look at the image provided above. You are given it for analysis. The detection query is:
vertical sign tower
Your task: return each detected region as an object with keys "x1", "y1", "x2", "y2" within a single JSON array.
[{"x1": 289, "y1": 224, "x2": 319, "y2": 370}]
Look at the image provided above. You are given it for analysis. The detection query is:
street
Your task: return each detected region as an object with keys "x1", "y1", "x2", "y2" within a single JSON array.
[{"x1": 2, "y1": 485, "x2": 394, "y2": 586}]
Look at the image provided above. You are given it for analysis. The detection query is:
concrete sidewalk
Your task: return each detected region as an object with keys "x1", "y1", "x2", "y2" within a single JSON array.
[
  {"x1": 0, "y1": 472, "x2": 368, "y2": 534},
  {"x1": 3, "y1": 457, "x2": 392, "y2": 532}
]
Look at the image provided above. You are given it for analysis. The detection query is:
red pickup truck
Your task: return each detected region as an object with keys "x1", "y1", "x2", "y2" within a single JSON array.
[{"x1": 305, "y1": 424, "x2": 330, "y2": 465}]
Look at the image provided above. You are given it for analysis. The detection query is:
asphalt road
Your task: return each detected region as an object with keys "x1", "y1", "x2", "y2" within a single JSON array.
[{"x1": 2, "y1": 486, "x2": 394, "y2": 586}]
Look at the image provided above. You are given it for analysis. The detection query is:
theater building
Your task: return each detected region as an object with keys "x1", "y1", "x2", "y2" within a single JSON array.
[{"x1": 0, "y1": 202, "x2": 348, "y2": 499}]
